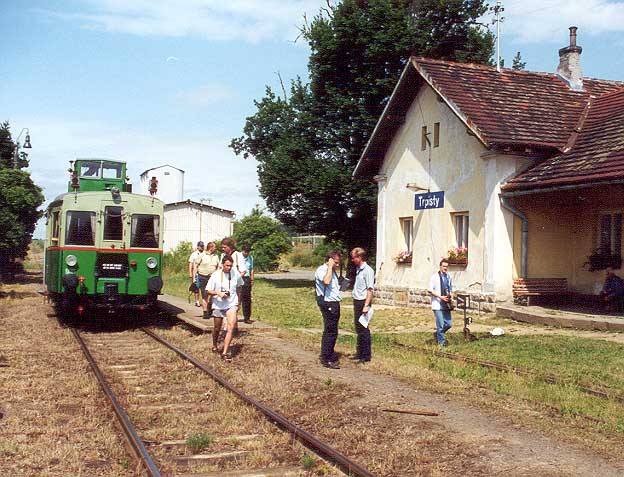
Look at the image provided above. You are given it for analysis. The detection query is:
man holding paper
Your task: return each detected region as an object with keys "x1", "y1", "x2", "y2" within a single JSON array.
[{"x1": 350, "y1": 247, "x2": 374, "y2": 363}]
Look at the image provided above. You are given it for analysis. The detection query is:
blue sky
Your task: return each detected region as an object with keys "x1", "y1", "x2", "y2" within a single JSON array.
[{"x1": 1, "y1": 0, "x2": 623, "y2": 238}]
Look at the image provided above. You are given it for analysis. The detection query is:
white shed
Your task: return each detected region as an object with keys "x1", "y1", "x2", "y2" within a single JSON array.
[
  {"x1": 163, "y1": 200, "x2": 235, "y2": 252},
  {"x1": 139, "y1": 165, "x2": 184, "y2": 204}
]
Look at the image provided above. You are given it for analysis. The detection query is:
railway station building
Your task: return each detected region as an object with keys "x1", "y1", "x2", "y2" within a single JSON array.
[{"x1": 353, "y1": 28, "x2": 624, "y2": 311}]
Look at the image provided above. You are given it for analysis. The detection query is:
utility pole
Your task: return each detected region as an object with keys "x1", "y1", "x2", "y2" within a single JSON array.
[{"x1": 491, "y1": 0, "x2": 505, "y2": 72}]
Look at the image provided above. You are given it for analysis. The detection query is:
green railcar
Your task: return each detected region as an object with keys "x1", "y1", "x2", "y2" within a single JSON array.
[{"x1": 44, "y1": 159, "x2": 164, "y2": 316}]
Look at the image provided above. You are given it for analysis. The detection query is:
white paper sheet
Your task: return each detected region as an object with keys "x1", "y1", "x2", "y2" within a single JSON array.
[{"x1": 358, "y1": 306, "x2": 374, "y2": 328}]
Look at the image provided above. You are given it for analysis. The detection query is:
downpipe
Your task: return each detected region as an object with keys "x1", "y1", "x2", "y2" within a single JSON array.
[{"x1": 500, "y1": 195, "x2": 528, "y2": 279}]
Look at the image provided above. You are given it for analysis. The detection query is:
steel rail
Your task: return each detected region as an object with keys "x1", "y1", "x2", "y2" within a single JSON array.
[
  {"x1": 392, "y1": 341, "x2": 624, "y2": 403},
  {"x1": 71, "y1": 328, "x2": 161, "y2": 477},
  {"x1": 142, "y1": 328, "x2": 378, "y2": 477}
]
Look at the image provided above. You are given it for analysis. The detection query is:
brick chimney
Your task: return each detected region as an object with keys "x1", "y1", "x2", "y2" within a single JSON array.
[{"x1": 557, "y1": 26, "x2": 583, "y2": 91}]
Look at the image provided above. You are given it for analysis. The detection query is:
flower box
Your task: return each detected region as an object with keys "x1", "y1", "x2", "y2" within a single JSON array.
[
  {"x1": 393, "y1": 251, "x2": 412, "y2": 264},
  {"x1": 445, "y1": 247, "x2": 468, "y2": 266}
]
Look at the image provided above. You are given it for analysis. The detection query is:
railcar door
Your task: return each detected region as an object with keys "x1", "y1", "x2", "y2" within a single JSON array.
[{"x1": 96, "y1": 201, "x2": 129, "y2": 297}]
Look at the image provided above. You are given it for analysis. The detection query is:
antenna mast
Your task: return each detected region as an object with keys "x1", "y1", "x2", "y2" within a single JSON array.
[{"x1": 491, "y1": 0, "x2": 505, "y2": 72}]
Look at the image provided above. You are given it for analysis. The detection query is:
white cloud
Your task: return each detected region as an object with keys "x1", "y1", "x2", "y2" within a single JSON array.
[
  {"x1": 176, "y1": 83, "x2": 236, "y2": 106},
  {"x1": 11, "y1": 116, "x2": 263, "y2": 237},
  {"x1": 38, "y1": 0, "x2": 328, "y2": 43},
  {"x1": 499, "y1": 0, "x2": 624, "y2": 43}
]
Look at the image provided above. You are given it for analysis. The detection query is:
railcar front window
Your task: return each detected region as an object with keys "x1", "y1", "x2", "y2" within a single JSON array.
[
  {"x1": 131, "y1": 215, "x2": 160, "y2": 248},
  {"x1": 103, "y1": 162, "x2": 123, "y2": 179},
  {"x1": 104, "y1": 206, "x2": 124, "y2": 241},
  {"x1": 80, "y1": 161, "x2": 101, "y2": 178},
  {"x1": 66, "y1": 211, "x2": 96, "y2": 246}
]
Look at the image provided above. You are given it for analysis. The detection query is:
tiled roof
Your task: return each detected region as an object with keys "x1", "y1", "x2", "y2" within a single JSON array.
[
  {"x1": 353, "y1": 56, "x2": 624, "y2": 178},
  {"x1": 502, "y1": 88, "x2": 624, "y2": 192},
  {"x1": 412, "y1": 57, "x2": 622, "y2": 151}
]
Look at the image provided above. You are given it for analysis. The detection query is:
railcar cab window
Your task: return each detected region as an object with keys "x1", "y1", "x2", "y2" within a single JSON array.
[
  {"x1": 102, "y1": 161, "x2": 123, "y2": 179},
  {"x1": 66, "y1": 211, "x2": 96, "y2": 246},
  {"x1": 80, "y1": 161, "x2": 102, "y2": 178},
  {"x1": 131, "y1": 215, "x2": 160, "y2": 248},
  {"x1": 51, "y1": 211, "x2": 60, "y2": 244},
  {"x1": 104, "y1": 206, "x2": 124, "y2": 241}
]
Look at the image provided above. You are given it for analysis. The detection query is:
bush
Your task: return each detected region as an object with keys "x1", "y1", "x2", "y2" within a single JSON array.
[
  {"x1": 233, "y1": 208, "x2": 292, "y2": 271},
  {"x1": 163, "y1": 241, "x2": 193, "y2": 274}
]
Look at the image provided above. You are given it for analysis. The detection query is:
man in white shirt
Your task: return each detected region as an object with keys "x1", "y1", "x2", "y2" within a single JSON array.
[
  {"x1": 350, "y1": 247, "x2": 374, "y2": 363},
  {"x1": 220, "y1": 237, "x2": 248, "y2": 277},
  {"x1": 314, "y1": 250, "x2": 343, "y2": 369},
  {"x1": 429, "y1": 259, "x2": 453, "y2": 346},
  {"x1": 188, "y1": 241, "x2": 203, "y2": 307},
  {"x1": 206, "y1": 255, "x2": 244, "y2": 362}
]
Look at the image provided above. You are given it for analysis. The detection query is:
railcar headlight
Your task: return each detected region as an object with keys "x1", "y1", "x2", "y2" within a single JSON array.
[
  {"x1": 66, "y1": 255, "x2": 78, "y2": 267},
  {"x1": 146, "y1": 257, "x2": 158, "y2": 269}
]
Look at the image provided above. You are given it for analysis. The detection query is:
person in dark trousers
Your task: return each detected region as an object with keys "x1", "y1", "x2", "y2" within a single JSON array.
[
  {"x1": 429, "y1": 259, "x2": 453, "y2": 346},
  {"x1": 240, "y1": 246, "x2": 254, "y2": 323},
  {"x1": 601, "y1": 266, "x2": 624, "y2": 310},
  {"x1": 314, "y1": 250, "x2": 342, "y2": 369},
  {"x1": 350, "y1": 247, "x2": 374, "y2": 363}
]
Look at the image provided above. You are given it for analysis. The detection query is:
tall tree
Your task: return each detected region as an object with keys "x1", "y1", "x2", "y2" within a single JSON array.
[
  {"x1": 231, "y1": 0, "x2": 494, "y2": 252},
  {"x1": 0, "y1": 122, "x2": 44, "y2": 278}
]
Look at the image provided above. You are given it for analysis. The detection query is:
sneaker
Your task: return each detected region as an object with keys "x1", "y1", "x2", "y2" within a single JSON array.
[
  {"x1": 320, "y1": 359, "x2": 340, "y2": 369},
  {"x1": 195, "y1": 301, "x2": 201, "y2": 307},
  {"x1": 243, "y1": 319, "x2": 254, "y2": 324},
  {"x1": 221, "y1": 352, "x2": 233, "y2": 362},
  {"x1": 348, "y1": 355, "x2": 361, "y2": 361},
  {"x1": 357, "y1": 359, "x2": 370, "y2": 364}
]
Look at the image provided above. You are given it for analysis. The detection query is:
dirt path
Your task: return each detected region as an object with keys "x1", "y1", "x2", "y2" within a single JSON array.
[{"x1": 258, "y1": 334, "x2": 624, "y2": 477}]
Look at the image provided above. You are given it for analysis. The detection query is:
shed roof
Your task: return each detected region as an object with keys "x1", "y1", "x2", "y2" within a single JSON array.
[
  {"x1": 502, "y1": 88, "x2": 624, "y2": 193},
  {"x1": 354, "y1": 56, "x2": 624, "y2": 179},
  {"x1": 164, "y1": 199, "x2": 235, "y2": 217}
]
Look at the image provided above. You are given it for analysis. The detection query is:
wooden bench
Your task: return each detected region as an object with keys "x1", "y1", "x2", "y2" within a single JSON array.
[{"x1": 513, "y1": 278, "x2": 568, "y2": 306}]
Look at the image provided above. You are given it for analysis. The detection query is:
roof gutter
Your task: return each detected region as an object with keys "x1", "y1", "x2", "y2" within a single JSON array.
[{"x1": 500, "y1": 195, "x2": 528, "y2": 278}]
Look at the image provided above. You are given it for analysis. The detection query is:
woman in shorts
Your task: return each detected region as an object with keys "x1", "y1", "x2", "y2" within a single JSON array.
[{"x1": 206, "y1": 254, "x2": 244, "y2": 361}]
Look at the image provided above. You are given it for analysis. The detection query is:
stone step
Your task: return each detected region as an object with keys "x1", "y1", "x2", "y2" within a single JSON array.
[{"x1": 146, "y1": 434, "x2": 262, "y2": 447}]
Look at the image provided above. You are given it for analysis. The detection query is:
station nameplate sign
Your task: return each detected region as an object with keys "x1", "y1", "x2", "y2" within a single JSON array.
[{"x1": 414, "y1": 191, "x2": 444, "y2": 210}]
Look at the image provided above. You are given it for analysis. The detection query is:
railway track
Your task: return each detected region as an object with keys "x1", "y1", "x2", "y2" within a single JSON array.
[
  {"x1": 71, "y1": 323, "x2": 377, "y2": 477},
  {"x1": 391, "y1": 340, "x2": 624, "y2": 404}
]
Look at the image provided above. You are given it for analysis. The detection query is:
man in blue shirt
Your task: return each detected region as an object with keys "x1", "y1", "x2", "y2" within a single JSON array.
[
  {"x1": 601, "y1": 266, "x2": 624, "y2": 310},
  {"x1": 240, "y1": 246, "x2": 254, "y2": 323},
  {"x1": 314, "y1": 250, "x2": 343, "y2": 369},
  {"x1": 350, "y1": 247, "x2": 375, "y2": 363},
  {"x1": 429, "y1": 259, "x2": 453, "y2": 346}
]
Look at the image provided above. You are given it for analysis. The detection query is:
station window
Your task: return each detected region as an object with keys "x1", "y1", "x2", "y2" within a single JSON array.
[
  {"x1": 599, "y1": 212, "x2": 622, "y2": 257},
  {"x1": 453, "y1": 213, "x2": 469, "y2": 249},
  {"x1": 131, "y1": 215, "x2": 160, "y2": 248},
  {"x1": 434, "y1": 122, "x2": 440, "y2": 148},
  {"x1": 421, "y1": 126, "x2": 428, "y2": 151},
  {"x1": 400, "y1": 217, "x2": 413, "y2": 254},
  {"x1": 102, "y1": 162, "x2": 123, "y2": 179},
  {"x1": 104, "y1": 206, "x2": 124, "y2": 241},
  {"x1": 80, "y1": 161, "x2": 101, "y2": 178},
  {"x1": 66, "y1": 211, "x2": 96, "y2": 246}
]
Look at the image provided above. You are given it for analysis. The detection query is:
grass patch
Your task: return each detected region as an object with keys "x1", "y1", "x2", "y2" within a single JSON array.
[
  {"x1": 186, "y1": 433, "x2": 216, "y2": 453},
  {"x1": 300, "y1": 453, "x2": 317, "y2": 470},
  {"x1": 163, "y1": 269, "x2": 624, "y2": 439}
]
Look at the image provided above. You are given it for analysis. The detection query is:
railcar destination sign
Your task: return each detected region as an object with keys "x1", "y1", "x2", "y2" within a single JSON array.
[{"x1": 414, "y1": 191, "x2": 444, "y2": 210}]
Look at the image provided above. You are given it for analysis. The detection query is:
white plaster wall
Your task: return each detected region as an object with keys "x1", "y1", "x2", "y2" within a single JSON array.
[
  {"x1": 163, "y1": 204, "x2": 233, "y2": 252},
  {"x1": 376, "y1": 86, "x2": 526, "y2": 298},
  {"x1": 139, "y1": 166, "x2": 184, "y2": 204}
]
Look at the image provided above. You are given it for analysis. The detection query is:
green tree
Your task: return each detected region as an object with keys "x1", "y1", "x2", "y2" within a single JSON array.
[
  {"x1": 231, "y1": 0, "x2": 494, "y2": 252},
  {"x1": 0, "y1": 122, "x2": 44, "y2": 278},
  {"x1": 512, "y1": 51, "x2": 526, "y2": 70},
  {"x1": 233, "y1": 207, "x2": 292, "y2": 271},
  {"x1": 0, "y1": 169, "x2": 44, "y2": 277}
]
